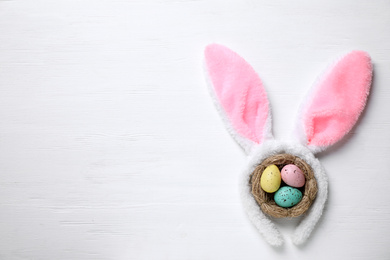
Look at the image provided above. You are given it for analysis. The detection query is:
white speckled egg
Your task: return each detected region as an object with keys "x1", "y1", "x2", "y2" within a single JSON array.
[
  {"x1": 281, "y1": 164, "x2": 305, "y2": 188},
  {"x1": 260, "y1": 164, "x2": 281, "y2": 193}
]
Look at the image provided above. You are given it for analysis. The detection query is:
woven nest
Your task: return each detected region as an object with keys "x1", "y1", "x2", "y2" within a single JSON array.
[{"x1": 250, "y1": 153, "x2": 318, "y2": 218}]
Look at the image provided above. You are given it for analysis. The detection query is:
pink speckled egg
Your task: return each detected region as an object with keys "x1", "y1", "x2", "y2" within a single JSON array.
[{"x1": 281, "y1": 164, "x2": 305, "y2": 188}]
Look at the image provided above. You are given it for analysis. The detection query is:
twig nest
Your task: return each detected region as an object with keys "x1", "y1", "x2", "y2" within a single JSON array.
[{"x1": 250, "y1": 153, "x2": 318, "y2": 218}]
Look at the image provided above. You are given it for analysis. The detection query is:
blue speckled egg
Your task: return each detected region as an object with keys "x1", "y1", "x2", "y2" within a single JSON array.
[{"x1": 274, "y1": 186, "x2": 303, "y2": 208}]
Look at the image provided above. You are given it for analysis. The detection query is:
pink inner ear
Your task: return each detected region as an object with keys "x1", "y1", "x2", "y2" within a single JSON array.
[
  {"x1": 204, "y1": 44, "x2": 269, "y2": 144},
  {"x1": 304, "y1": 51, "x2": 372, "y2": 147}
]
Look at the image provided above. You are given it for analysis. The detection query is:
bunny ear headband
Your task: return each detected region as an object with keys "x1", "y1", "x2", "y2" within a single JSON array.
[{"x1": 204, "y1": 44, "x2": 373, "y2": 246}]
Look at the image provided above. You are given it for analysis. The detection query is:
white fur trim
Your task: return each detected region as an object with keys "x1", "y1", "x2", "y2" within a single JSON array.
[
  {"x1": 292, "y1": 66, "x2": 332, "y2": 154},
  {"x1": 240, "y1": 140, "x2": 328, "y2": 246},
  {"x1": 203, "y1": 61, "x2": 273, "y2": 155}
]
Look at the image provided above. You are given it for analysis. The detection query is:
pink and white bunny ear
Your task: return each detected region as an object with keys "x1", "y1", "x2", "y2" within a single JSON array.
[
  {"x1": 204, "y1": 44, "x2": 272, "y2": 154},
  {"x1": 296, "y1": 51, "x2": 373, "y2": 153}
]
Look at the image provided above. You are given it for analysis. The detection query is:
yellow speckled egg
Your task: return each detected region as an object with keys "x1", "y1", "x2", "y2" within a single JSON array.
[{"x1": 260, "y1": 164, "x2": 281, "y2": 193}]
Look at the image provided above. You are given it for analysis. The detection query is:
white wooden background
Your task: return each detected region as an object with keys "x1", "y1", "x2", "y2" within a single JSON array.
[{"x1": 0, "y1": 1, "x2": 390, "y2": 259}]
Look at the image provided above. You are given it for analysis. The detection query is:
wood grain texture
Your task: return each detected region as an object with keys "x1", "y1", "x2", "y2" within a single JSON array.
[{"x1": 0, "y1": 0, "x2": 389, "y2": 259}]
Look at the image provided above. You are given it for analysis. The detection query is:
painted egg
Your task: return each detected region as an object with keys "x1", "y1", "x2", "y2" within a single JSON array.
[
  {"x1": 281, "y1": 164, "x2": 305, "y2": 188},
  {"x1": 260, "y1": 164, "x2": 281, "y2": 193},
  {"x1": 274, "y1": 186, "x2": 303, "y2": 208}
]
